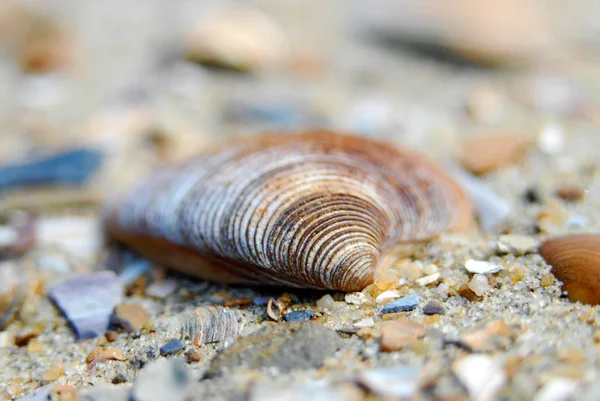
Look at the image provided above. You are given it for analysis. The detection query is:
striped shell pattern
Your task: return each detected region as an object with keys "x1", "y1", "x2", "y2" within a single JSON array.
[{"x1": 105, "y1": 131, "x2": 472, "y2": 291}]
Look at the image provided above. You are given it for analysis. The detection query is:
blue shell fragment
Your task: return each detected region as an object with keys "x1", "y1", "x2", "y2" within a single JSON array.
[
  {"x1": 48, "y1": 271, "x2": 123, "y2": 340},
  {"x1": 380, "y1": 294, "x2": 420, "y2": 314},
  {"x1": 160, "y1": 338, "x2": 185, "y2": 356},
  {"x1": 283, "y1": 309, "x2": 314, "y2": 322},
  {"x1": 0, "y1": 148, "x2": 103, "y2": 191}
]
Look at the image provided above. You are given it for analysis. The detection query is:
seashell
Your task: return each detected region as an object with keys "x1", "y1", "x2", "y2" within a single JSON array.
[
  {"x1": 104, "y1": 131, "x2": 472, "y2": 292},
  {"x1": 156, "y1": 306, "x2": 244, "y2": 345},
  {"x1": 538, "y1": 234, "x2": 600, "y2": 305}
]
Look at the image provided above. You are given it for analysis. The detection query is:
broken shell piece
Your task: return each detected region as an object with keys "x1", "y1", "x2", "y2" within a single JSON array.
[
  {"x1": 497, "y1": 235, "x2": 539, "y2": 255},
  {"x1": 465, "y1": 260, "x2": 502, "y2": 274},
  {"x1": 185, "y1": 6, "x2": 289, "y2": 72},
  {"x1": 48, "y1": 271, "x2": 123, "y2": 339},
  {"x1": 452, "y1": 354, "x2": 506, "y2": 401},
  {"x1": 156, "y1": 306, "x2": 244, "y2": 345}
]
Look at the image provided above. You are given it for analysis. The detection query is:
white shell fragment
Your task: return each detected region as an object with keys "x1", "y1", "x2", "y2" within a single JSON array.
[
  {"x1": 452, "y1": 354, "x2": 506, "y2": 401},
  {"x1": 48, "y1": 271, "x2": 124, "y2": 339},
  {"x1": 356, "y1": 365, "x2": 421, "y2": 399},
  {"x1": 465, "y1": 260, "x2": 503, "y2": 274},
  {"x1": 416, "y1": 272, "x2": 440, "y2": 286},
  {"x1": 497, "y1": 235, "x2": 539, "y2": 255},
  {"x1": 156, "y1": 306, "x2": 244, "y2": 345}
]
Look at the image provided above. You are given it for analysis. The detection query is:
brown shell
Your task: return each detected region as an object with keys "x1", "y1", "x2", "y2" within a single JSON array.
[
  {"x1": 104, "y1": 131, "x2": 472, "y2": 291},
  {"x1": 539, "y1": 234, "x2": 600, "y2": 304}
]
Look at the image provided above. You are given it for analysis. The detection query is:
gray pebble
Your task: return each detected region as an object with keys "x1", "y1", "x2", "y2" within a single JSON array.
[
  {"x1": 422, "y1": 301, "x2": 445, "y2": 315},
  {"x1": 380, "y1": 294, "x2": 420, "y2": 314},
  {"x1": 160, "y1": 338, "x2": 185, "y2": 356},
  {"x1": 283, "y1": 310, "x2": 313, "y2": 322}
]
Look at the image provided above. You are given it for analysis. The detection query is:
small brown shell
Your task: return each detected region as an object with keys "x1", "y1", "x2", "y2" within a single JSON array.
[
  {"x1": 105, "y1": 131, "x2": 472, "y2": 291},
  {"x1": 539, "y1": 234, "x2": 600, "y2": 304},
  {"x1": 156, "y1": 306, "x2": 244, "y2": 345}
]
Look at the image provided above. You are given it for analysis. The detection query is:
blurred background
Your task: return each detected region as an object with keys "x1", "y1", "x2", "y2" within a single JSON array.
[{"x1": 1, "y1": 0, "x2": 600, "y2": 242}]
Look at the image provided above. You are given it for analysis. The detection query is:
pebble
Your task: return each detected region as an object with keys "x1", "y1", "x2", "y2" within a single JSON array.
[
  {"x1": 468, "y1": 274, "x2": 491, "y2": 296},
  {"x1": 185, "y1": 348, "x2": 201, "y2": 363},
  {"x1": 316, "y1": 294, "x2": 335, "y2": 310},
  {"x1": 111, "y1": 303, "x2": 151, "y2": 333},
  {"x1": 208, "y1": 322, "x2": 343, "y2": 376},
  {"x1": 533, "y1": 378, "x2": 579, "y2": 401},
  {"x1": 42, "y1": 363, "x2": 65, "y2": 381},
  {"x1": 145, "y1": 279, "x2": 178, "y2": 299},
  {"x1": 184, "y1": 6, "x2": 288, "y2": 72},
  {"x1": 353, "y1": 317, "x2": 375, "y2": 328},
  {"x1": 345, "y1": 292, "x2": 367, "y2": 305},
  {"x1": 159, "y1": 338, "x2": 185, "y2": 356},
  {"x1": 422, "y1": 301, "x2": 444, "y2": 315},
  {"x1": 283, "y1": 310, "x2": 314, "y2": 322},
  {"x1": 48, "y1": 271, "x2": 123, "y2": 339},
  {"x1": 132, "y1": 359, "x2": 190, "y2": 401},
  {"x1": 452, "y1": 354, "x2": 506, "y2": 401},
  {"x1": 458, "y1": 135, "x2": 533, "y2": 175},
  {"x1": 416, "y1": 272, "x2": 440, "y2": 286},
  {"x1": 0, "y1": 149, "x2": 103, "y2": 191},
  {"x1": 86, "y1": 347, "x2": 125, "y2": 364},
  {"x1": 380, "y1": 294, "x2": 419, "y2": 314},
  {"x1": 465, "y1": 260, "x2": 503, "y2": 274},
  {"x1": 537, "y1": 123, "x2": 566, "y2": 155},
  {"x1": 105, "y1": 331, "x2": 118, "y2": 342},
  {"x1": 460, "y1": 321, "x2": 518, "y2": 352},
  {"x1": 356, "y1": 365, "x2": 420, "y2": 399},
  {"x1": 375, "y1": 289, "x2": 400, "y2": 303},
  {"x1": 497, "y1": 235, "x2": 539, "y2": 255},
  {"x1": 556, "y1": 185, "x2": 585, "y2": 202},
  {"x1": 458, "y1": 284, "x2": 482, "y2": 302},
  {"x1": 380, "y1": 318, "x2": 426, "y2": 352}
]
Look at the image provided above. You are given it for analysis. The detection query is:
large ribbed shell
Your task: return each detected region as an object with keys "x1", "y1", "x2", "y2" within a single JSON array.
[{"x1": 105, "y1": 131, "x2": 472, "y2": 291}]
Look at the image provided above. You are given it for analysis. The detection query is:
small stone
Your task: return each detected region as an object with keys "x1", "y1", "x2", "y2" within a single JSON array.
[
  {"x1": 132, "y1": 359, "x2": 190, "y2": 401},
  {"x1": 537, "y1": 123, "x2": 565, "y2": 155},
  {"x1": 105, "y1": 331, "x2": 118, "y2": 342},
  {"x1": 356, "y1": 365, "x2": 420, "y2": 399},
  {"x1": 416, "y1": 272, "x2": 440, "y2": 286},
  {"x1": 345, "y1": 292, "x2": 367, "y2": 305},
  {"x1": 533, "y1": 378, "x2": 578, "y2": 401},
  {"x1": 184, "y1": 6, "x2": 288, "y2": 72},
  {"x1": 380, "y1": 318, "x2": 426, "y2": 352},
  {"x1": 209, "y1": 322, "x2": 343, "y2": 375},
  {"x1": 283, "y1": 310, "x2": 314, "y2": 322},
  {"x1": 353, "y1": 317, "x2": 375, "y2": 328},
  {"x1": 159, "y1": 338, "x2": 185, "y2": 356},
  {"x1": 375, "y1": 290, "x2": 400, "y2": 304},
  {"x1": 540, "y1": 274, "x2": 555, "y2": 287},
  {"x1": 185, "y1": 348, "x2": 201, "y2": 363},
  {"x1": 497, "y1": 235, "x2": 539, "y2": 255},
  {"x1": 316, "y1": 294, "x2": 335, "y2": 310},
  {"x1": 465, "y1": 260, "x2": 503, "y2": 274},
  {"x1": 111, "y1": 373, "x2": 128, "y2": 384},
  {"x1": 14, "y1": 332, "x2": 38, "y2": 347},
  {"x1": 452, "y1": 354, "x2": 506, "y2": 401},
  {"x1": 266, "y1": 298, "x2": 283, "y2": 321},
  {"x1": 145, "y1": 279, "x2": 178, "y2": 299},
  {"x1": 468, "y1": 274, "x2": 491, "y2": 296},
  {"x1": 111, "y1": 303, "x2": 151, "y2": 333},
  {"x1": 42, "y1": 363, "x2": 64, "y2": 381},
  {"x1": 422, "y1": 301, "x2": 444, "y2": 315},
  {"x1": 86, "y1": 347, "x2": 125, "y2": 364},
  {"x1": 374, "y1": 271, "x2": 400, "y2": 291},
  {"x1": 222, "y1": 297, "x2": 252, "y2": 307},
  {"x1": 556, "y1": 185, "x2": 585, "y2": 202},
  {"x1": 458, "y1": 284, "x2": 482, "y2": 302},
  {"x1": 380, "y1": 294, "x2": 419, "y2": 314},
  {"x1": 458, "y1": 135, "x2": 532, "y2": 175},
  {"x1": 460, "y1": 321, "x2": 520, "y2": 352}
]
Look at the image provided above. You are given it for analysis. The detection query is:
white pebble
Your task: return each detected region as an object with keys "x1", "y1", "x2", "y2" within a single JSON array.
[
  {"x1": 465, "y1": 260, "x2": 503, "y2": 274},
  {"x1": 316, "y1": 294, "x2": 335, "y2": 310},
  {"x1": 533, "y1": 378, "x2": 578, "y2": 401},
  {"x1": 497, "y1": 235, "x2": 539, "y2": 255},
  {"x1": 375, "y1": 290, "x2": 400, "y2": 304},
  {"x1": 416, "y1": 272, "x2": 440, "y2": 287},
  {"x1": 353, "y1": 317, "x2": 375, "y2": 328},
  {"x1": 345, "y1": 292, "x2": 367, "y2": 305},
  {"x1": 537, "y1": 122, "x2": 565, "y2": 155},
  {"x1": 468, "y1": 274, "x2": 491, "y2": 296},
  {"x1": 452, "y1": 354, "x2": 506, "y2": 401},
  {"x1": 436, "y1": 283, "x2": 450, "y2": 294}
]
